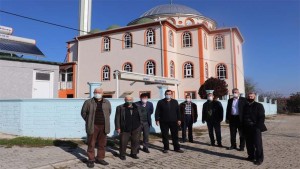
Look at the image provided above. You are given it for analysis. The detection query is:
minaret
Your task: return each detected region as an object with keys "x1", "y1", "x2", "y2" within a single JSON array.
[{"x1": 79, "y1": 0, "x2": 92, "y2": 36}]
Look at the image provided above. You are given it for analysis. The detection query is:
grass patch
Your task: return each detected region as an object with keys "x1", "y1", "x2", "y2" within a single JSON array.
[{"x1": 0, "y1": 137, "x2": 85, "y2": 148}]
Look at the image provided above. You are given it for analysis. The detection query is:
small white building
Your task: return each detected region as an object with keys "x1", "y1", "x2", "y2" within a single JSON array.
[
  {"x1": 61, "y1": 3, "x2": 245, "y2": 99},
  {"x1": 0, "y1": 25, "x2": 60, "y2": 99}
]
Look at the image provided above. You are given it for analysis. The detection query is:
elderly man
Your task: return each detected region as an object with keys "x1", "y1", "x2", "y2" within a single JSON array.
[
  {"x1": 179, "y1": 94, "x2": 198, "y2": 143},
  {"x1": 243, "y1": 92, "x2": 267, "y2": 165},
  {"x1": 81, "y1": 88, "x2": 111, "y2": 168},
  {"x1": 155, "y1": 90, "x2": 183, "y2": 153},
  {"x1": 115, "y1": 95, "x2": 147, "y2": 160},
  {"x1": 202, "y1": 90, "x2": 224, "y2": 147},
  {"x1": 226, "y1": 88, "x2": 247, "y2": 151}
]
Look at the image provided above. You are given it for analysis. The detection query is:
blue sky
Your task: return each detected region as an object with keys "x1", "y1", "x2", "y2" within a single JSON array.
[{"x1": 0, "y1": 0, "x2": 299, "y2": 96}]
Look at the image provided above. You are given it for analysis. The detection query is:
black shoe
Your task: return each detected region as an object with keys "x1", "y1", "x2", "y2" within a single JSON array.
[
  {"x1": 95, "y1": 159, "x2": 109, "y2": 166},
  {"x1": 254, "y1": 161, "x2": 262, "y2": 165},
  {"x1": 237, "y1": 148, "x2": 244, "y2": 151},
  {"x1": 143, "y1": 147, "x2": 150, "y2": 153},
  {"x1": 120, "y1": 156, "x2": 126, "y2": 160},
  {"x1": 162, "y1": 149, "x2": 168, "y2": 153},
  {"x1": 245, "y1": 156, "x2": 254, "y2": 161},
  {"x1": 227, "y1": 146, "x2": 237, "y2": 150},
  {"x1": 87, "y1": 161, "x2": 95, "y2": 168},
  {"x1": 175, "y1": 149, "x2": 184, "y2": 153},
  {"x1": 189, "y1": 140, "x2": 194, "y2": 143},
  {"x1": 130, "y1": 154, "x2": 139, "y2": 159},
  {"x1": 217, "y1": 144, "x2": 223, "y2": 147},
  {"x1": 211, "y1": 143, "x2": 216, "y2": 146},
  {"x1": 182, "y1": 139, "x2": 186, "y2": 143}
]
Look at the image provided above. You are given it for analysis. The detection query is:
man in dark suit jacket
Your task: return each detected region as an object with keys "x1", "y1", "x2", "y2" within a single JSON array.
[
  {"x1": 243, "y1": 92, "x2": 267, "y2": 165},
  {"x1": 202, "y1": 90, "x2": 224, "y2": 147},
  {"x1": 155, "y1": 90, "x2": 183, "y2": 153},
  {"x1": 179, "y1": 94, "x2": 198, "y2": 143},
  {"x1": 135, "y1": 93, "x2": 154, "y2": 153},
  {"x1": 226, "y1": 88, "x2": 247, "y2": 151}
]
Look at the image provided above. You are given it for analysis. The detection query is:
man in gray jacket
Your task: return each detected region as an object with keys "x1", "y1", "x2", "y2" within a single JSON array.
[{"x1": 81, "y1": 88, "x2": 111, "y2": 168}]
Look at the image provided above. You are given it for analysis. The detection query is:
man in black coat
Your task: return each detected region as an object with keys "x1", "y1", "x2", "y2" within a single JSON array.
[
  {"x1": 179, "y1": 94, "x2": 198, "y2": 143},
  {"x1": 226, "y1": 88, "x2": 247, "y2": 151},
  {"x1": 243, "y1": 92, "x2": 267, "y2": 165},
  {"x1": 202, "y1": 90, "x2": 224, "y2": 147},
  {"x1": 115, "y1": 95, "x2": 147, "y2": 160},
  {"x1": 155, "y1": 90, "x2": 183, "y2": 153}
]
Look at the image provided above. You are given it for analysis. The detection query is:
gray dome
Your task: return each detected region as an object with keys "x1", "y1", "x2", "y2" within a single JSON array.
[{"x1": 141, "y1": 4, "x2": 202, "y2": 17}]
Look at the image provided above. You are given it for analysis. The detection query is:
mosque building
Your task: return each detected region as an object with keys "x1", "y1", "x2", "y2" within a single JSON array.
[{"x1": 59, "y1": 3, "x2": 245, "y2": 99}]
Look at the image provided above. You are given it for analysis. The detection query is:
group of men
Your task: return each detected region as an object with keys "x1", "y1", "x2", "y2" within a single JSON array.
[{"x1": 81, "y1": 88, "x2": 267, "y2": 168}]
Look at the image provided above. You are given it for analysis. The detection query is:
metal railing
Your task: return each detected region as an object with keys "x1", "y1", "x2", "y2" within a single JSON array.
[{"x1": 58, "y1": 82, "x2": 73, "y2": 90}]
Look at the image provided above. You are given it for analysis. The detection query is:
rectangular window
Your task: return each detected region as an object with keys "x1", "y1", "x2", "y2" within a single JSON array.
[
  {"x1": 139, "y1": 91, "x2": 151, "y2": 99},
  {"x1": 103, "y1": 95, "x2": 113, "y2": 98},
  {"x1": 184, "y1": 91, "x2": 197, "y2": 99},
  {"x1": 67, "y1": 73, "x2": 73, "y2": 82},
  {"x1": 36, "y1": 72, "x2": 50, "y2": 81}
]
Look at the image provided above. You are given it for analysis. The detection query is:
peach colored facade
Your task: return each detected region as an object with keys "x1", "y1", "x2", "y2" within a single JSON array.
[{"x1": 61, "y1": 4, "x2": 245, "y2": 99}]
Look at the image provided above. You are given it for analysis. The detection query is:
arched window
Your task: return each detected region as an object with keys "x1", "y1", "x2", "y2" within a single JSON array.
[
  {"x1": 215, "y1": 35, "x2": 224, "y2": 50},
  {"x1": 183, "y1": 62, "x2": 194, "y2": 78},
  {"x1": 185, "y1": 18, "x2": 194, "y2": 26},
  {"x1": 146, "y1": 29, "x2": 155, "y2": 45},
  {"x1": 167, "y1": 18, "x2": 176, "y2": 25},
  {"x1": 169, "y1": 30, "x2": 174, "y2": 47},
  {"x1": 170, "y1": 61, "x2": 175, "y2": 78},
  {"x1": 102, "y1": 65, "x2": 110, "y2": 81},
  {"x1": 103, "y1": 37, "x2": 110, "y2": 51},
  {"x1": 183, "y1": 32, "x2": 192, "y2": 47},
  {"x1": 123, "y1": 62, "x2": 132, "y2": 72},
  {"x1": 146, "y1": 60, "x2": 155, "y2": 75},
  {"x1": 124, "y1": 33, "x2": 132, "y2": 48},
  {"x1": 205, "y1": 62, "x2": 209, "y2": 79},
  {"x1": 217, "y1": 64, "x2": 227, "y2": 80},
  {"x1": 204, "y1": 33, "x2": 207, "y2": 49}
]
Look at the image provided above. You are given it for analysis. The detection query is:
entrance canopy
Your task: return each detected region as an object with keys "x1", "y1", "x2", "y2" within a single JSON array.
[{"x1": 114, "y1": 70, "x2": 180, "y2": 85}]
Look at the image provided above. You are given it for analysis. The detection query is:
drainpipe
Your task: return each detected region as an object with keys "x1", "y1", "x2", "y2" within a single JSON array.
[
  {"x1": 75, "y1": 37, "x2": 80, "y2": 98},
  {"x1": 229, "y1": 28, "x2": 235, "y2": 89},
  {"x1": 159, "y1": 21, "x2": 164, "y2": 77}
]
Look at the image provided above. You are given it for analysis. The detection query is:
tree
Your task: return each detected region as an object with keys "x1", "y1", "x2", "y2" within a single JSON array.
[
  {"x1": 198, "y1": 77, "x2": 228, "y2": 99},
  {"x1": 244, "y1": 77, "x2": 261, "y2": 94},
  {"x1": 260, "y1": 91, "x2": 283, "y2": 103},
  {"x1": 287, "y1": 92, "x2": 300, "y2": 113}
]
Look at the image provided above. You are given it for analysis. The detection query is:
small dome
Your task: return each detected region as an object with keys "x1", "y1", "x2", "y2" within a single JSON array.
[
  {"x1": 127, "y1": 18, "x2": 155, "y2": 26},
  {"x1": 141, "y1": 4, "x2": 202, "y2": 17},
  {"x1": 106, "y1": 25, "x2": 121, "y2": 30},
  {"x1": 89, "y1": 29, "x2": 101, "y2": 34}
]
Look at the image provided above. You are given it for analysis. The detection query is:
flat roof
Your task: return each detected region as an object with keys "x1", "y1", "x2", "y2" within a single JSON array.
[{"x1": 0, "y1": 53, "x2": 61, "y2": 65}]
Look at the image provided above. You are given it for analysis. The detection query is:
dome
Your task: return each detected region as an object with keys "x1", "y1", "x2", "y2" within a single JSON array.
[
  {"x1": 127, "y1": 17, "x2": 155, "y2": 26},
  {"x1": 106, "y1": 25, "x2": 121, "y2": 30},
  {"x1": 141, "y1": 4, "x2": 202, "y2": 17}
]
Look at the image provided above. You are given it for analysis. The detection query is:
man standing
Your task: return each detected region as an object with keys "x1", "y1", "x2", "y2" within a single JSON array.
[
  {"x1": 179, "y1": 94, "x2": 198, "y2": 143},
  {"x1": 135, "y1": 93, "x2": 154, "y2": 153},
  {"x1": 155, "y1": 90, "x2": 183, "y2": 153},
  {"x1": 115, "y1": 95, "x2": 147, "y2": 160},
  {"x1": 81, "y1": 88, "x2": 111, "y2": 168},
  {"x1": 202, "y1": 90, "x2": 224, "y2": 147},
  {"x1": 243, "y1": 92, "x2": 267, "y2": 165},
  {"x1": 226, "y1": 88, "x2": 247, "y2": 151}
]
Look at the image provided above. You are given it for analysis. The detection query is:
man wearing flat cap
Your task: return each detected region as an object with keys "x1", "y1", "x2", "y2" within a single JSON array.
[{"x1": 202, "y1": 90, "x2": 224, "y2": 147}]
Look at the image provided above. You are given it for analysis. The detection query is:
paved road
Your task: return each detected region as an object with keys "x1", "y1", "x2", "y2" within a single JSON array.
[{"x1": 0, "y1": 114, "x2": 299, "y2": 169}]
